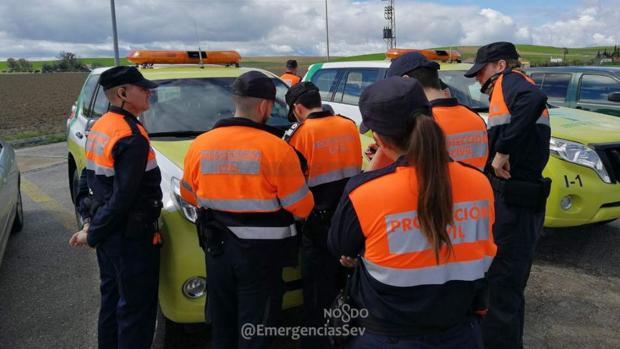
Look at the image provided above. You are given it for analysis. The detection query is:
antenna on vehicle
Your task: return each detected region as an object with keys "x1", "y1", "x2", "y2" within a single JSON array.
[{"x1": 190, "y1": 15, "x2": 204, "y2": 69}]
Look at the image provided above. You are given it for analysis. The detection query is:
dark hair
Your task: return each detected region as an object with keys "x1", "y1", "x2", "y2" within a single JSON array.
[
  {"x1": 295, "y1": 91, "x2": 322, "y2": 109},
  {"x1": 407, "y1": 115, "x2": 454, "y2": 263},
  {"x1": 406, "y1": 67, "x2": 441, "y2": 90}
]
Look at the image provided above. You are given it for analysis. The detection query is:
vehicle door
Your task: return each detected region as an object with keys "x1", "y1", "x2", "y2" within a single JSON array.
[
  {"x1": 68, "y1": 74, "x2": 102, "y2": 167},
  {"x1": 328, "y1": 68, "x2": 384, "y2": 124},
  {"x1": 530, "y1": 72, "x2": 573, "y2": 108},
  {"x1": 576, "y1": 73, "x2": 620, "y2": 117},
  {"x1": 0, "y1": 141, "x2": 10, "y2": 252}
]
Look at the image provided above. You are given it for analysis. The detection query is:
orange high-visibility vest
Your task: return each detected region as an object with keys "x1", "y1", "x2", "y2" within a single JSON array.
[
  {"x1": 181, "y1": 119, "x2": 314, "y2": 240},
  {"x1": 488, "y1": 70, "x2": 549, "y2": 130},
  {"x1": 287, "y1": 113, "x2": 362, "y2": 188},
  {"x1": 432, "y1": 100, "x2": 489, "y2": 171},
  {"x1": 85, "y1": 111, "x2": 158, "y2": 177},
  {"x1": 280, "y1": 72, "x2": 301, "y2": 86},
  {"x1": 349, "y1": 162, "x2": 496, "y2": 287}
]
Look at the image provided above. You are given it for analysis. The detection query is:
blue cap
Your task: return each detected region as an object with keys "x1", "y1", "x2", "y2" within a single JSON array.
[
  {"x1": 359, "y1": 77, "x2": 431, "y2": 137},
  {"x1": 464, "y1": 42, "x2": 519, "y2": 78},
  {"x1": 387, "y1": 52, "x2": 440, "y2": 78},
  {"x1": 99, "y1": 66, "x2": 158, "y2": 90},
  {"x1": 232, "y1": 71, "x2": 276, "y2": 100}
]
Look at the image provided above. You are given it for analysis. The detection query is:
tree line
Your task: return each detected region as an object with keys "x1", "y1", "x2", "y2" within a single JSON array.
[{"x1": 4, "y1": 52, "x2": 92, "y2": 73}]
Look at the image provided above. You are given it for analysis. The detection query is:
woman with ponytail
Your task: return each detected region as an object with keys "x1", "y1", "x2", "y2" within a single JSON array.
[{"x1": 328, "y1": 77, "x2": 497, "y2": 348}]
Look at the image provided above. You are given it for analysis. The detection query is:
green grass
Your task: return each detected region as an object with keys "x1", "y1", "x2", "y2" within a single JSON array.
[{"x1": 5, "y1": 131, "x2": 66, "y2": 148}]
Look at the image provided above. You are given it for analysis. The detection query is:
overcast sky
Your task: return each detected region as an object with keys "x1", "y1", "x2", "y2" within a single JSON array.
[{"x1": 1, "y1": 0, "x2": 619, "y2": 60}]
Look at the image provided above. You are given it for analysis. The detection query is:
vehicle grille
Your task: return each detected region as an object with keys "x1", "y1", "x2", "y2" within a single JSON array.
[{"x1": 593, "y1": 143, "x2": 620, "y2": 183}]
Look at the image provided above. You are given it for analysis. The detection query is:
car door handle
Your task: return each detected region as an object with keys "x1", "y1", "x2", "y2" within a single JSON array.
[{"x1": 75, "y1": 132, "x2": 84, "y2": 139}]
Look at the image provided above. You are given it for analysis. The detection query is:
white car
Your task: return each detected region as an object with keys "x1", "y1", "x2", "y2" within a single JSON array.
[{"x1": 0, "y1": 139, "x2": 23, "y2": 267}]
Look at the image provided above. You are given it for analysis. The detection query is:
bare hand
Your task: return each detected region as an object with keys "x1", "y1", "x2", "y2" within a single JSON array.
[
  {"x1": 364, "y1": 143, "x2": 378, "y2": 161},
  {"x1": 339, "y1": 256, "x2": 358, "y2": 268},
  {"x1": 492, "y1": 153, "x2": 511, "y2": 179},
  {"x1": 69, "y1": 223, "x2": 90, "y2": 248}
]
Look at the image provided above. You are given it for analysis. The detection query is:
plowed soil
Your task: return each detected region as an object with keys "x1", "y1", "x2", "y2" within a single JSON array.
[{"x1": 0, "y1": 73, "x2": 88, "y2": 138}]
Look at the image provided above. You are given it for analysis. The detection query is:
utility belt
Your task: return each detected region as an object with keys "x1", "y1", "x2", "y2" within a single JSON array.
[
  {"x1": 303, "y1": 209, "x2": 334, "y2": 241},
  {"x1": 89, "y1": 197, "x2": 163, "y2": 244},
  {"x1": 489, "y1": 176, "x2": 552, "y2": 211},
  {"x1": 196, "y1": 208, "x2": 226, "y2": 256}
]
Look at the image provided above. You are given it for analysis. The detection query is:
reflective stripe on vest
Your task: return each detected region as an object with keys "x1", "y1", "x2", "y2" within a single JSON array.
[
  {"x1": 488, "y1": 71, "x2": 549, "y2": 130},
  {"x1": 445, "y1": 131, "x2": 488, "y2": 169},
  {"x1": 85, "y1": 111, "x2": 158, "y2": 177},
  {"x1": 307, "y1": 166, "x2": 361, "y2": 187},
  {"x1": 227, "y1": 224, "x2": 298, "y2": 240},
  {"x1": 363, "y1": 255, "x2": 494, "y2": 287}
]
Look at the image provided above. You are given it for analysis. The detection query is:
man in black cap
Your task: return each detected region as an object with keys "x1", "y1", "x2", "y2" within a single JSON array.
[
  {"x1": 284, "y1": 82, "x2": 361, "y2": 349},
  {"x1": 69, "y1": 66, "x2": 163, "y2": 349},
  {"x1": 280, "y1": 59, "x2": 302, "y2": 86},
  {"x1": 180, "y1": 71, "x2": 314, "y2": 349},
  {"x1": 465, "y1": 42, "x2": 551, "y2": 349}
]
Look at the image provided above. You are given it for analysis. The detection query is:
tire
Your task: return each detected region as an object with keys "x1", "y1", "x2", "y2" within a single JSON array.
[
  {"x1": 11, "y1": 183, "x2": 24, "y2": 234},
  {"x1": 151, "y1": 305, "x2": 185, "y2": 349},
  {"x1": 71, "y1": 169, "x2": 84, "y2": 230}
]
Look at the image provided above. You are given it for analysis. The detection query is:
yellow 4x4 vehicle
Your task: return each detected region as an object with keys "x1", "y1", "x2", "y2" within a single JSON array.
[
  {"x1": 65, "y1": 51, "x2": 300, "y2": 340},
  {"x1": 303, "y1": 59, "x2": 620, "y2": 228}
]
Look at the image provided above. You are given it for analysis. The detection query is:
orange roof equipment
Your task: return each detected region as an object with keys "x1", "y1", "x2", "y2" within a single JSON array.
[
  {"x1": 386, "y1": 48, "x2": 462, "y2": 63},
  {"x1": 127, "y1": 50, "x2": 241, "y2": 66}
]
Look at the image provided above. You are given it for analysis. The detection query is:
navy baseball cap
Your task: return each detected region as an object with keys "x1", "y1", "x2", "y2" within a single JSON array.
[
  {"x1": 464, "y1": 42, "x2": 519, "y2": 78},
  {"x1": 232, "y1": 71, "x2": 276, "y2": 100},
  {"x1": 387, "y1": 52, "x2": 440, "y2": 77},
  {"x1": 286, "y1": 59, "x2": 298, "y2": 69},
  {"x1": 99, "y1": 66, "x2": 158, "y2": 90},
  {"x1": 359, "y1": 77, "x2": 431, "y2": 137},
  {"x1": 285, "y1": 81, "x2": 321, "y2": 121}
]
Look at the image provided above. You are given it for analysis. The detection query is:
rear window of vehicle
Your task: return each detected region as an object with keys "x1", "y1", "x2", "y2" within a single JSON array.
[
  {"x1": 141, "y1": 77, "x2": 290, "y2": 134},
  {"x1": 538, "y1": 73, "x2": 571, "y2": 100},
  {"x1": 579, "y1": 74, "x2": 620, "y2": 103},
  {"x1": 310, "y1": 69, "x2": 340, "y2": 100},
  {"x1": 90, "y1": 86, "x2": 110, "y2": 119},
  {"x1": 334, "y1": 68, "x2": 381, "y2": 105}
]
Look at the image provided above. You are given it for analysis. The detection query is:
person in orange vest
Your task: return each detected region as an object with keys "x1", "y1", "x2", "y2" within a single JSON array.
[
  {"x1": 387, "y1": 52, "x2": 489, "y2": 171},
  {"x1": 328, "y1": 77, "x2": 496, "y2": 348},
  {"x1": 464, "y1": 42, "x2": 551, "y2": 349},
  {"x1": 68, "y1": 66, "x2": 163, "y2": 349},
  {"x1": 280, "y1": 59, "x2": 302, "y2": 86},
  {"x1": 180, "y1": 71, "x2": 314, "y2": 349},
  {"x1": 284, "y1": 82, "x2": 362, "y2": 349}
]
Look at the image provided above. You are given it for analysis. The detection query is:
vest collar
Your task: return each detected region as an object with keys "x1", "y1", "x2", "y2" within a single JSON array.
[
  {"x1": 109, "y1": 106, "x2": 142, "y2": 125},
  {"x1": 307, "y1": 110, "x2": 333, "y2": 119},
  {"x1": 212, "y1": 117, "x2": 284, "y2": 138},
  {"x1": 430, "y1": 98, "x2": 459, "y2": 108}
]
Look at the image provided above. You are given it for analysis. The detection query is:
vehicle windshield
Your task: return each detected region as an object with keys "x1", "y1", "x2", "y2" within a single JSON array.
[
  {"x1": 438, "y1": 71, "x2": 489, "y2": 111},
  {"x1": 141, "y1": 77, "x2": 291, "y2": 135}
]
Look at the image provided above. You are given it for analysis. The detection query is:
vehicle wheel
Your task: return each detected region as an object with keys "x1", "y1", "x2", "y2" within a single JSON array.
[
  {"x1": 71, "y1": 169, "x2": 84, "y2": 230},
  {"x1": 11, "y1": 184, "x2": 24, "y2": 234},
  {"x1": 152, "y1": 305, "x2": 185, "y2": 349}
]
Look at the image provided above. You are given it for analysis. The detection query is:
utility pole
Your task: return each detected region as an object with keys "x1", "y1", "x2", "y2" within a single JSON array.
[
  {"x1": 382, "y1": 0, "x2": 395, "y2": 50},
  {"x1": 110, "y1": 0, "x2": 120, "y2": 66},
  {"x1": 325, "y1": 0, "x2": 330, "y2": 61}
]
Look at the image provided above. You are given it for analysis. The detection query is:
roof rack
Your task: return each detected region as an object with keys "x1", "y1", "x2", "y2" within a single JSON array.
[
  {"x1": 127, "y1": 50, "x2": 241, "y2": 67},
  {"x1": 386, "y1": 48, "x2": 462, "y2": 63}
]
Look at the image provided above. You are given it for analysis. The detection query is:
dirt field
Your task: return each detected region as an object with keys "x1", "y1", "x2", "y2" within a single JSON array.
[{"x1": 0, "y1": 73, "x2": 88, "y2": 138}]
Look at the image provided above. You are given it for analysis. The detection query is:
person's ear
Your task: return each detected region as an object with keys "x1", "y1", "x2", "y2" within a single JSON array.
[{"x1": 118, "y1": 87, "x2": 128, "y2": 100}]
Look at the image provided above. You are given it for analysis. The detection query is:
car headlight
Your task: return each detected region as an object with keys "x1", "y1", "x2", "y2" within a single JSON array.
[
  {"x1": 170, "y1": 177, "x2": 198, "y2": 223},
  {"x1": 549, "y1": 137, "x2": 611, "y2": 183}
]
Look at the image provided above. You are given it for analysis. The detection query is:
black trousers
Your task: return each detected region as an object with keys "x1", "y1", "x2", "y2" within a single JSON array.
[
  {"x1": 205, "y1": 233, "x2": 284, "y2": 349},
  {"x1": 482, "y1": 199, "x2": 544, "y2": 349},
  {"x1": 96, "y1": 234, "x2": 160, "y2": 349},
  {"x1": 300, "y1": 219, "x2": 346, "y2": 349}
]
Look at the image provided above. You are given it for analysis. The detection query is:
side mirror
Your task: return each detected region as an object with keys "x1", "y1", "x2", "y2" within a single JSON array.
[{"x1": 608, "y1": 92, "x2": 620, "y2": 103}]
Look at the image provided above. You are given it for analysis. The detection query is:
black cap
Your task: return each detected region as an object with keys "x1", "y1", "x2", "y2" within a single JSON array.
[
  {"x1": 286, "y1": 59, "x2": 298, "y2": 69},
  {"x1": 464, "y1": 42, "x2": 519, "y2": 78},
  {"x1": 387, "y1": 52, "x2": 440, "y2": 77},
  {"x1": 99, "y1": 66, "x2": 158, "y2": 90},
  {"x1": 359, "y1": 77, "x2": 431, "y2": 137},
  {"x1": 232, "y1": 71, "x2": 276, "y2": 100},
  {"x1": 285, "y1": 81, "x2": 320, "y2": 121}
]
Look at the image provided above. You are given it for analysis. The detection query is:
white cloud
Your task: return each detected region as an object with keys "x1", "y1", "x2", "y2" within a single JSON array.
[{"x1": 0, "y1": 0, "x2": 619, "y2": 60}]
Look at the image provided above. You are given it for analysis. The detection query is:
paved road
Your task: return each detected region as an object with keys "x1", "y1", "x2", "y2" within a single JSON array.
[{"x1": 0, "y1": 142, "x2": 618, "y2": 348}]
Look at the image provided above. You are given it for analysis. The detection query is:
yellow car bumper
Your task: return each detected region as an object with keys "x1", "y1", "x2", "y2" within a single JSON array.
[{"x1": 543, "y1": 156, "x2": 620, "y2": 227}]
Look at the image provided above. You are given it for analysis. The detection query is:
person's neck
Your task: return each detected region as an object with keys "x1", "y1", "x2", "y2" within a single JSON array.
[
  {"x1": 234, "y1": 113, "x2": 264, "y2": 124},
  {"x1": 424, "y1": 88, "x2": 448, "y2": 102}
]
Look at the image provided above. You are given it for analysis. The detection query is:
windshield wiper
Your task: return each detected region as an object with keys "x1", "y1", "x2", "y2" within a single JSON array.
[{"x1": 148, "y1": 130, "x2": 207, "y2": 138}]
